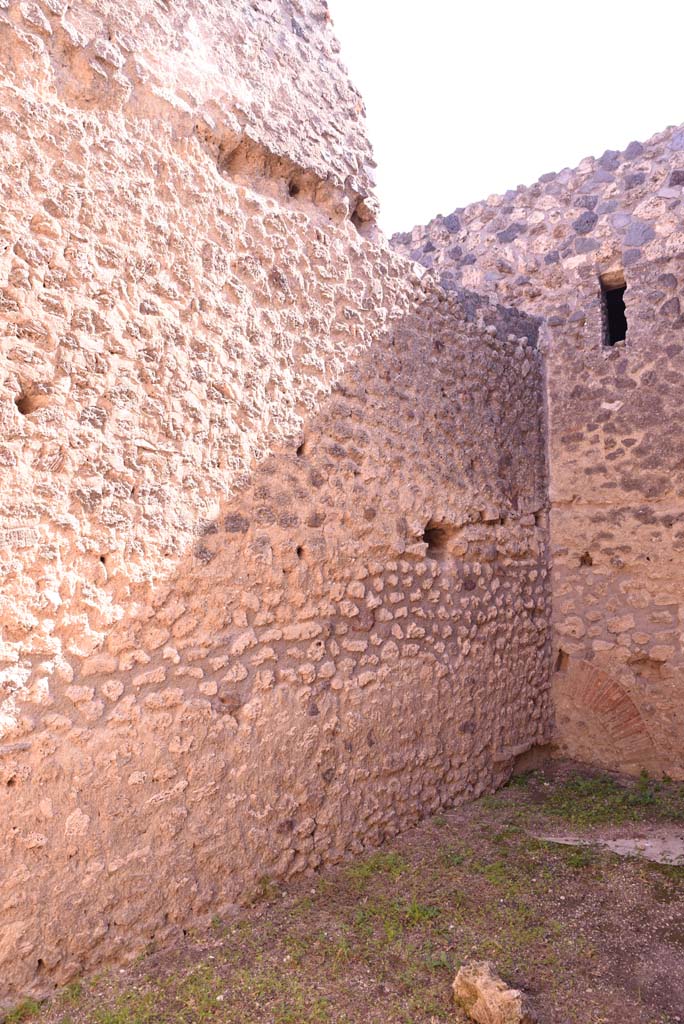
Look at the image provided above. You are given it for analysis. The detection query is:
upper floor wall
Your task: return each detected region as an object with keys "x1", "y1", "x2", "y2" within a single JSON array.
[{"x1": 394, "y1": 122, "x2": 684, "y2": 317}]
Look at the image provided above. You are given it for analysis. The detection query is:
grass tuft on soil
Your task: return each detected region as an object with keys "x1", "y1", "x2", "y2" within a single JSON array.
[{"x1": 538, "y1": 769, "x2": 684, "y2": 828}]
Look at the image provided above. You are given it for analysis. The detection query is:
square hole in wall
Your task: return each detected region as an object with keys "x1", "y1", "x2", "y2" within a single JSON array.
[{"x1": 600, "y1": 272, "x2": 627, "y2": 347}]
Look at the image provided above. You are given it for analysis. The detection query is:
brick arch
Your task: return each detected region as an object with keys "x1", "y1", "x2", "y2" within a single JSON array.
[{"x1": 553, "y1": 658, "x2": 660, "y2": 773}]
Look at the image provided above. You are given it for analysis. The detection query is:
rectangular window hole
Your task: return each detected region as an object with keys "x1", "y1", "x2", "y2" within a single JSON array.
[{"x1": 600, "y1": 273, "x2": 627, "y2": 347}]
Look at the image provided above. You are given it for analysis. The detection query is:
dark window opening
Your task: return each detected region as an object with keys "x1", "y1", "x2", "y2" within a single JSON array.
[{"x1": 601, "y1": 276, "x2": 627, "y2": 346}]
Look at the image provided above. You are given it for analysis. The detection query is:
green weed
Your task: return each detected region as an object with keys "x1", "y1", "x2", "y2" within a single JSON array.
[
  {"x1": 93, "y1": 990, "x2": 158, "y2": 1024},
  {"x1": 60, "y1": 982, "x2": 83, "y2": 1005},
  {"x1": 2, "y1": 1000, "x2": 42, "y2": 1024},
  {"x1": 346, "y1": 850, "x2": 407, "y2": 884},
  {"x1": 544, "y1": 772, "x2": 684, "y2": 827}
]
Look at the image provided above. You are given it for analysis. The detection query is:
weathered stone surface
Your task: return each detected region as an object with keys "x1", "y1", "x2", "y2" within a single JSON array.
[
  {"x1": 393, "y1": 122, "x2": 684, "y2": 782},
  {"x1": 572, "y1": 210, "x2": 598, "y2": 234},
  {"x1": 453, "y1": 960, "x2": 536, "y2": 1024},
  {"x1": 0, "y1": 0, "x2": 552, "y2": 1006}
]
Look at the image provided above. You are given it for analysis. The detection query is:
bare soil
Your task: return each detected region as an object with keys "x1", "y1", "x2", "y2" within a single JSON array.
[{"x1": 7, "y1": 761, "x2": 684, "y2": 1024}]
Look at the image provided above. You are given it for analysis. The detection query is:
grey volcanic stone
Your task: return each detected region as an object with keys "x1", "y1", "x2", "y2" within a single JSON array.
[
  {"x1": 624, "y1": 220, "x2": 656, "y2": 246},
  {"x1": 612, "y1": 213, "x2": 632, "y2": 230},
  {"x1": 658, "y1": 273, "x2": 678, "y2": 288},
  {"x1": 624, "y1": 140, "x2": 644, "y2": 159},
  {"x1": 599, "y1": 150, "x2": 621, "y2": 170},
  {"x1": 661, "y1": 297, "x2": 681, "y2": 317},
  {"x1": 572, "y1": 211, "x2": 598, "y2": 235},
  {"x1": 496, "y1": 223, "x2": 524, "y2": 244}
]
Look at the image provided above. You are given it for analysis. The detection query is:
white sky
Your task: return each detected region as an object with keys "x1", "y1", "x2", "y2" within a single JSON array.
[{"x1": 328, "y1": 1, "x2": 684, "y2": 235}]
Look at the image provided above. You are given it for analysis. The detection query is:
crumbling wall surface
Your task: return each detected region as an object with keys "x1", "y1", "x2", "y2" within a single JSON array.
[
  {"x1": 0, "y1": 0, "x2": 378, "y2": 223},
  {"x1": 0, "y1": 0, "x2": 551, "y2": 1004},
  {"x1": 394, "y1": 125, "x2": 684, "y2": 777}
]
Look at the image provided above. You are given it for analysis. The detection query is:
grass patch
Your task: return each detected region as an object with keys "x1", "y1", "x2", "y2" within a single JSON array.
[
  {"x1": 346, "y1": 850, "x2": 407, "y2": 885},
  {"x1": 439, "y1": 846, "x2": 470, "y2": 869},
  {"x1": 643, "y1": 861, "x2": 684, "y2": 903},
  {"x1": 230, "y1": 969, "x2": 331, "y2": 1023},
  {"x1": 175, "y1": 963, "x2": 223, "y2": 1022},
  {"x1": 543, "y1": 771, "x2": 684, "y2": 827},
  {"x1": 93, "y1": 990, "x2": 158, "y2": 1024},
  {"x1": 59, "y1": 983, "x2": 82, "y2": 1007},
  {"x1": 562, "y1": 845, "x2": 596, "y2": 869},
  {"x1": 352, "y1": 894, "x2": 441, "y2": 944},
  {"x1": 508, "y1": 771, "x2": 534, "y2": 788},
  {"x1": 2, "y1": 1000, "x2": 42, "y2": 1024}
]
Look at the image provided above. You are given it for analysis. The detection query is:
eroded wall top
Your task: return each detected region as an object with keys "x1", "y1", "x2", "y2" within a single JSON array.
[
  {"x1": 394, "y1": 122, "x2": 684, "y2": 314},
  {"x1": 0, "y1": 0, "x2": 377, "y2": 214}
]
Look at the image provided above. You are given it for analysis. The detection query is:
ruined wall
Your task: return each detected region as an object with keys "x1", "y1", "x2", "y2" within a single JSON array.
[
  {"x1": 395, "y1": 125, "x2": 684, "y2": 777},
  {"x1": 0, "y1": 0, "x2": 551, "y2": 1004}
]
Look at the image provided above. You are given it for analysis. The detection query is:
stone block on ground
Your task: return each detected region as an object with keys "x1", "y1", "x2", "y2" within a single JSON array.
[{"x1": 453, "y1": 960, "x2": 536, "y2": 1024}]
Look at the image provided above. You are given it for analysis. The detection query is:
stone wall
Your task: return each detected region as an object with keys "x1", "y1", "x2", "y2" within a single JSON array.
[
  {"x1": 395, "y1": 124, "x2": 684, "y2": 777},
  {"x1": 0, "y1": 0, "x2": 551, "y2": 1004}
]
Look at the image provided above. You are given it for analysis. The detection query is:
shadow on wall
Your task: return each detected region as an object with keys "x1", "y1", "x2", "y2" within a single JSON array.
[{"x1": 0, "y1": 284, "x2": 551, "y2": 1001}]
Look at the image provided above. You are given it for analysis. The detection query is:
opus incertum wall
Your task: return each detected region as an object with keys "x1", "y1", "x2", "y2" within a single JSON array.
[
  {"x1": 0, "y1": 0, "x2": 551, "y2": 1004},
  {"x1": 395, "y1": 124, "x2": 684, "y2": 779}
]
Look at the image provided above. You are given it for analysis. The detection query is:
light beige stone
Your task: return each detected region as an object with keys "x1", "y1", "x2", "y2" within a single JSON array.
[{"x1": 453, "y1": 960, "x2": 536, "y2": 1024}]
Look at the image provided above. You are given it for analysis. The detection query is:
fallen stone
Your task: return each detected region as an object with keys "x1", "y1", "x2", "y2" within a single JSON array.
[{"x1": 453, "y1": 960, "x2": 536, "y2": 1024}]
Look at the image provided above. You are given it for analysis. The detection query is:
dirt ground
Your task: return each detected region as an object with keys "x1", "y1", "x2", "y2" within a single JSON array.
[{"x1": 6, "y1": 761, "x2": 684, "y2": 1024}]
